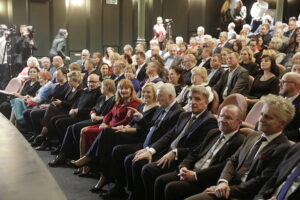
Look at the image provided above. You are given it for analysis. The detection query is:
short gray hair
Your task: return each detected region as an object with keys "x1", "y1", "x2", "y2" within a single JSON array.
[
  {"x1": 158, "y1": 83, "x2": 176, "y2": 99},
  {"x1": 261, "y1": 94, "x2": 295, "y2": 124},
  {"x1": 190, "y1": 85, "x2": 209, "y2": 102}
]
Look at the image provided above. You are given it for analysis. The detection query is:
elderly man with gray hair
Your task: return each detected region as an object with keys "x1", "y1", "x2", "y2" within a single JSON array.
[
  {"x1": 164, "y1": 44, "x2": 182, "y2": 69},
  {"x1": 102, "y1": 83, "x2": 183, "y2": 199},
  {"x1": 186, "y1": 94, "x2": 293, "y2": 200}
]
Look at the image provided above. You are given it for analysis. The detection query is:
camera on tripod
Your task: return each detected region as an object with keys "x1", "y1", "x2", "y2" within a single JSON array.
[
  {"x1": 165, "y1": 19, "x2": 173, "y2": 24},
  {"x1": 26, "y1": 25, "x2": 35, "y2": 39}
]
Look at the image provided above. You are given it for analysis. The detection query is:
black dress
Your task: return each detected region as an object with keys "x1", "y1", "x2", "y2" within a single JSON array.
[
  {"x1": 249, "y1": 75, "x2": 279, "y2": 99},
  {"x1": 240, "y1": 62, "x2": 260, "y2": 77}
]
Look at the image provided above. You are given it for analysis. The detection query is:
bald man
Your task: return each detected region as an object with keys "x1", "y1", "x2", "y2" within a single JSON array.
[{"x1": 279, "y1": 72, "x2": 300, "y2": 142}]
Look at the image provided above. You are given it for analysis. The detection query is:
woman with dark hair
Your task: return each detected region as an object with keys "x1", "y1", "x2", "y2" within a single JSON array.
[
  {"x1": 168, "y1": 65, "x2": 185, "y2": 96},
  {"x1": 246, "y1": 54, "x2": 280, "y2": 104},
  {"x1": 49, "y1": 29, "x2": 70, "y2": 60},
  {"x1": 0, "y1": 66, "x2": 41, "y2": 119},
  {"x1": 99, "y1": 63, "x2": 111, "y2": 81},
  {"x1": 10, "y1": 71, "x2": 53, "y2": 127},
  {"x1": 102, "y1": 47, "x2": 114, "y2": 67},
  {"x1": 149, "y1": 54, "x2": 168, "y2": 82},
  {"x1": 232, "y1": 39, "x2": 243, "y2": 54},
  {"x1": 92, "y1": 52, "x2": 103, "y2": 73},
  {"x1": 82, "y1": 58, "x2": 99, "y2": 88}
]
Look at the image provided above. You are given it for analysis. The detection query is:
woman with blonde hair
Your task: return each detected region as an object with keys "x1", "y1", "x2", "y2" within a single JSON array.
[
  {"x1": 71, "y1": 82, "x2": 158, "y2": 192},
  {"x1": 220, "y1": 0, "x2": 233, "y2": 31},
  {"x1": 239, "y1": 47, "x2": 260, "y2": 76}
]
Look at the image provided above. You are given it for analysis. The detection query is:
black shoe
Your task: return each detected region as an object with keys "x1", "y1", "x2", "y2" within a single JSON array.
[
  {"x1": 100, "y1": 186, "x2": 128, "y2": 199},
  {"x1": 89, "y1": 187, "x2": 105, "y2": 193},
  {"x1": 36, "y1": 139, "x2": 51, "y2": 151},
  {"x1": 48, "y1": 153, "x2": 66, "y2": 167},
  {"x1": 28, "y1": 135, "x2": 36, "y2": 143},
  {"x1": 51, "y1": 146, "x2": 60, "y2": 155},
  {"x1": 31, "y1": 135, "x2": 44, "y2": 147},
  {"x1": 73, "y1": 168, "x2": 82, "y2": 175}
]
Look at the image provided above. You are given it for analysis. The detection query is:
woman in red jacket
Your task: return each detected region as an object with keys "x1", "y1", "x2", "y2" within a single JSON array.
[{"x1": 79, "y1": 79, "x2": 141, "y2": 165}]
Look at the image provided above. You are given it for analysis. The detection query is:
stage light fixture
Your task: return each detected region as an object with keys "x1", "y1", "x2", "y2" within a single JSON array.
[{"x1": 70, "y1": 0, "x2": 84, "y2": 6}]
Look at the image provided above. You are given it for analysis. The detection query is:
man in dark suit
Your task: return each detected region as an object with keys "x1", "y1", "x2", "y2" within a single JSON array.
[
  {"x1": 129, "y1": 85, "x2": 218, "y2": 200},
  {"x1": 259, "y1": 23, "x2": 272, "y2": 47},
  {"x1": 213, "y1": 32, "x2": 232, "y2": 54},
  {"x1": 164, "y1": 44, "x2": 182, "y2": 69},
  {"x1": 197, "y1": 47, "x2": 212, "y2": 70},
  {"x1": 255, "y1": 142, "x2": 300, "y2": 200},
  {"x1": 213, "y1": 52, "x2": 249, "y2": 102},
  {"x1": 283, "y1": 17, "x2": 297, "y2": 40},
  {"x1": 279, "y1": 72, "x2": 300, "y2": 142},
  {"x1": 112, "y1": 60, "x2": 125, "y2": 87},
  {"x1": 186, "y1": 94, "x2": 294, "y2": 200},
  {"x1": 135, "y1": 52, "x2": 148, "y2": 82},
  {"x1": 207, "y1": 54, "x2": 224, "y2": 87},
  {"x1": 182, "y1": 54, "x2": 197, "y2": 86},
  {"x1": 100, "y1": 83, "x2": 183, "y2": 198},
  {"x1": 154, "y1": 105, "x2": 245, "y2": 200}
]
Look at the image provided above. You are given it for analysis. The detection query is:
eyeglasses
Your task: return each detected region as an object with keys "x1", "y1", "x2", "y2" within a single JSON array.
[
  {"x1": 88, "y1": 81, "x2": 99, "y2": 83},
  {"x1": 280, "y1": 80, "x2": 295, "y2": 84}
]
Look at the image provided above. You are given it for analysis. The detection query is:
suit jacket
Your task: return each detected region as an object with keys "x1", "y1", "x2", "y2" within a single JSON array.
[
  {"x1": 180, "y1": 128, "x2": 245, "y2": 184},
  {"x1": 150, "y1": 110, "x2": 218, "y2": 160},
  {"x1": 141, "y1": 102, "x2": 184, "y2": 146},
  {"x1": 164, "y1": 55, "x2": 182, "y2": 68},
  {"x1": 208, "y1": 68, "x2": 225, "y2": 87},
  {"x1": 135, "y1": 63, "x2": 148, "y2": 82},
  {"x1": 197, "y1": 58, "x2": 211, "y2": 70},
  {"x1": 219, "y1": 131, "x2": 291, "y2": 199},
  {"x1": 283, "y1": 94, "x2": 300, "y2": 142},
  {"x1": 255, "y1": 142, "x2": 300, "y2": 200},
  {"x1": 213, "y1": 65, "x2": 249, "y2": 100},
  {"x1": 114, "y1": 74, "x2": 125, "y2": 87}
]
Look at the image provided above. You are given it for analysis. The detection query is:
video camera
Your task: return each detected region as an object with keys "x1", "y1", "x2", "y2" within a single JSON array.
[
  {"x1": 165, "y1": 19, "x2": 173, "y2": 24},
  {"x1": 0, "y1": 25, "x2": 17, "y2": 39}
]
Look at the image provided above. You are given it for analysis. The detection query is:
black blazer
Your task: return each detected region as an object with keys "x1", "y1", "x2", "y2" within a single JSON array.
[
  {"x1": 208, "y1": 68, "x2": 225, "y2": 87},
  {"x1": 91, "y1": 95, "x2": 115, "y2": 117},
  {"x1": 141, "y1": 102, "x2": 184, "y2": 146},
  {"x1": 220, "y1": 131, "x2": 290, "y2": 199},
  {"x1": 60, "y1": 86, "x2": 83, "y2": 111},
  {"x1": 150, "y1": 110, "x2": 218, "y2": 160},
  {"x1": 255, "y1": 142, "x2": 300, "y2": 200},
  {"x1": 135, "y1": 63, "x2": 148, "y2": 82},
  {"x1": 283, "y1": 94, "x2": 300, "y2": 142},
  {"x1": 180, "y1": 128, "x2": 245, "y2": 184}
]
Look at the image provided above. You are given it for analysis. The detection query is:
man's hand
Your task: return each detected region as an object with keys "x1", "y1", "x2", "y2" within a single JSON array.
[
  {"x1": 156, "y1": 151, "x2": 175, "y2": 169},
  {"x1": 69, "y1": 108, "x2": 78, "y2": 117},
  {"x1": 205, "y1": 186, "x2": 217, "y2": 194},
  {"x1": 40, "y1": 104, "x2": 49, "y2": 109},
  {"x1": 52, "y1": 99, "x2": 62, "y2": 105},
  {"x1": 215, "y1": 182, "x2": 230, "y2": 199},
  {"x1": 178, "y1": 167, "x2": 196, "y2": 181},
  {"x1": 132, "y1": 150, "x2": 152, "y2": 163},
  {"x1": 65, "y1": 56, "x2": 71, "y2": 61}
]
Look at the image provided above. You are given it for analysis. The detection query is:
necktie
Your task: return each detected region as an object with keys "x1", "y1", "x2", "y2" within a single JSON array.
[
  {"x1": 170, "y1": 116, "x2": 196, "y2": 149},
  {"x1": 143, "y1": 110, "x2": 166, "y2": 148},
  {"x1": 277, "y1": 163, "x2": 300, "y2": 200},
  {"x1": 194, "y1": 134, "x2": 225, "y2": 170},
  {"x1": 237, "y1": 136, "x2": 267, "y2": 177}
]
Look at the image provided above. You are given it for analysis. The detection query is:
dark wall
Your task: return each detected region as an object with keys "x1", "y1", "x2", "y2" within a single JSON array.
[{"x1": 0, "y1": 0, "x2": 298, "y2": 58}]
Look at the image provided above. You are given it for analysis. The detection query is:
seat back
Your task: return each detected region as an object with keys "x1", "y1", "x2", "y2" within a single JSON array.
[
  {"x1": 5, "y1": 78, "x2": 22, "y2": 93},
  {"x1": 210, "y1": 89, "x2": 219, "y2": 114},
  {"x1": 244, "y1": 101, "x2": 264, "y2": 127},
  {"x1": 218, "y1": 93, "x2": 248, "y2": 120},
  {"x1": 248, "y1": 75, "x2": 255, "y2": 91}
]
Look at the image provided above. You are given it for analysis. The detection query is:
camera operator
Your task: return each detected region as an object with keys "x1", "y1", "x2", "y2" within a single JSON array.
[
  {"x1": 0, "y1": 24, "x2": 9, "y2": 89},
  {"x1": 14, "y1": 25, "x2": 37, "y2": 76}
]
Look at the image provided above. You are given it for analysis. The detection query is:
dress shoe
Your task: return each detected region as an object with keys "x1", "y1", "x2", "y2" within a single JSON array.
[
  {"x1": 73, "y1": 169, "x2": 82, "y2": 175},
  {"x1": 51, "y1": 146, "x2": 61, "y2": 155},
  {"x1": 48, "y1": 153, "x2": 66, "y2": 167},
  {"x1": 35, "y1": 139, "x2": 51, "y2": 151},
  {"x1": 31, "y1": 135, "x2": 44, "y2": 147},
  {"x1": 100, "y1": 186, "x2": 128, "y2": 199},
  {"x1": 89, "y1": 187, "x2": 106, "y2": 193},
  {"x1": 28, "y1": 135, "x2": 36, "y2": 143}
]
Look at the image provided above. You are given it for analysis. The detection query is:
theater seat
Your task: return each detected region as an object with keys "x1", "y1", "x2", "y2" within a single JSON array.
[
  {"x1": 218, "y1": 93, "x2": 248, "y2": 120},
  {"x1": 242, "y1": 101, "x2": 263, "y2": 129}
]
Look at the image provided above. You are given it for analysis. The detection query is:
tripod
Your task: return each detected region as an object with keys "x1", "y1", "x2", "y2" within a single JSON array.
[{"x1": 2, "y1": 36, "x2": 13, "y2": 79}]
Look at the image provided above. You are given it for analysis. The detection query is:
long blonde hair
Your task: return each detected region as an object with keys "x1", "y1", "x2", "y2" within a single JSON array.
[{"x1": 221, "y1": 0, "x2": 231, "y2": 13}]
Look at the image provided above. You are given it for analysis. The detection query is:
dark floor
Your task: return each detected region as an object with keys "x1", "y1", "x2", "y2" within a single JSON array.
[{"x1": 36, "y1": 150, "x2": 121, "y2": 200}]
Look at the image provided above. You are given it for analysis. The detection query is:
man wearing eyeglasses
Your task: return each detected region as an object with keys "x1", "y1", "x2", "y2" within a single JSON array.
[{"x1": 279, "y1": 72, "x2": 300, "y2": 142}]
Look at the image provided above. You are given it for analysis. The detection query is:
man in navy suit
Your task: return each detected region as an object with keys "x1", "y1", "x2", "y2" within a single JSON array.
[
  {"x1": 279, "y1": 72, "x2": 300, "y2": 142},
  {"x1": 153, "y1": 104, "x2": 245, "y2": 200},
  {"x1": 255, "y1": 142, "x2": 300, "y2": 200},
  {"x1": 128, "y1": 85, "x2": 218, "y2": 200}
]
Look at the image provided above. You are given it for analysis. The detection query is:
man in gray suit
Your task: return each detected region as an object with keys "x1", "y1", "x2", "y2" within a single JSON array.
[
  {"x1": 186, "y1": 94, "x2": 294, "y2": 200},
  {"x1": 164, "y1": 44, "x2": 182, "y2": 69},
  {"x1": 213, "y1": 52, "x2": 249, "y2": 102}
]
